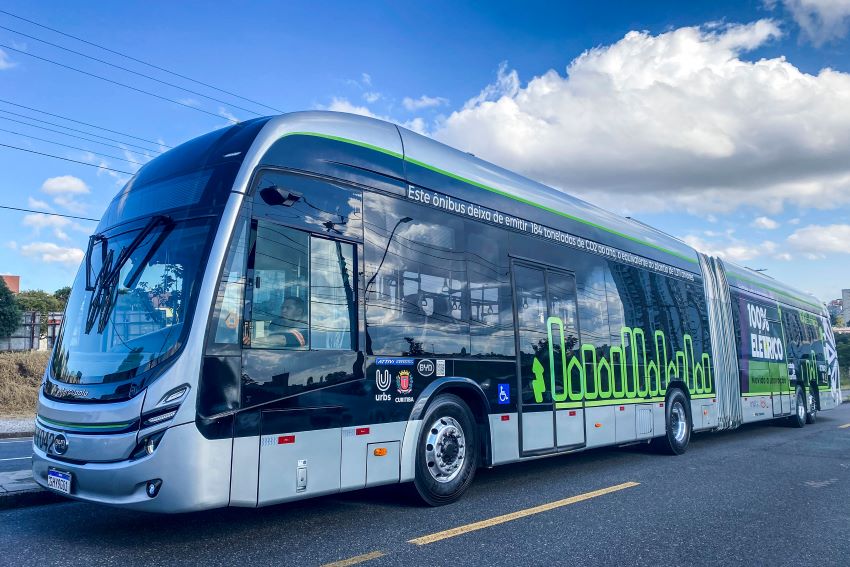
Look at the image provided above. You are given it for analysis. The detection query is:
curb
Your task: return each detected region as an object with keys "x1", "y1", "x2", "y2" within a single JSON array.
[
  {"x1": 0, "y1": 488, "x2": 65, "y2": 511},
  {"x1": 0, "y1": 431, "x2": 34, "y2": 440}
]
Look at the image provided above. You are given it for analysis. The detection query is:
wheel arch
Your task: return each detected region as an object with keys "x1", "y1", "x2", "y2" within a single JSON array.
[{"x1": 407, "y1": 377, "x2": 493, "y2": 468}]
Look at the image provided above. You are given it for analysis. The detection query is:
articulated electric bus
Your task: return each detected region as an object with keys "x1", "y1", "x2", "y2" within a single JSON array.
[{"x1": 32, "y1": 112, "x2": 842, "y2": 512}]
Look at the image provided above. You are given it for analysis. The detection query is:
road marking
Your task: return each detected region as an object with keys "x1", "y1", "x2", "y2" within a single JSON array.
[
  {"x1": 0, "y1": 456, "x2": 31, "y2": 462},
  {"x1": 0, "y1": 438, "x2": 32, "y2": 444},
  {"x1": 320, "y1": 551, "x2": 385, "y2": 567},
  {"x1": 838, "y1": 423, "x2": 850, "y2": 429},
  {"x1": 408, "y1": 481, "x2": 640, "y2": 546}
]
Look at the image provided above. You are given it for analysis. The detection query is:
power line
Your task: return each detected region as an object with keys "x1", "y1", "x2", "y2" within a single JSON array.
[
  {"x1": 0, "y1": 111, "x2": 162, "y2": 154},
  {"x1": 0, "y1": 9, "x2": 283, "y2": 114},
  {"x1": 0, "y1": 127, "x2": 147, "y2": 165},
  {"x1": 0, "y1": 142, "x2": 135, "y2": 174},
  {"x1": 0, "y1": 205, "x2": 98, "y2": 222},
  {"x1": 0, "y1": 24, "x2": 265, "y2": 117},
  {"x1": 0, "y1": 43, "x2": 237, "y2": 123},
  {"x1": 0, "y1": 98, "x2": 171, "y2": 148}
]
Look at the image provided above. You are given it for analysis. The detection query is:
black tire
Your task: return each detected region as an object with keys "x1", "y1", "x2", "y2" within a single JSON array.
[
  {"x1": 789, "y1": 388, "x2": 806, "y2": 428},
  {"x1": 806, "y1": 386, "x2": 818, "y2": 424},
  {"x1": 652, "y1": 389, "x2": 691, "y2": 455},
  {"x1": 413, "y1": 394, "x2": 478, "y2": 506}
]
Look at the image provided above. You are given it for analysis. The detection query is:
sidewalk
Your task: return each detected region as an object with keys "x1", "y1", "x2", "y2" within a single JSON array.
[
  {"x1": 0, "y1": 469, "x2": 63, "y2": 510},
  {"x1": 0, "y1": 417, "x2": 35, "y2": 439}
]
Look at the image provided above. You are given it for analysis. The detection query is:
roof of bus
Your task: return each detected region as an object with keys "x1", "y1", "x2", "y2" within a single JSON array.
[{"x1": 253, "y1": 111, "x2": 824, "y2": 312}]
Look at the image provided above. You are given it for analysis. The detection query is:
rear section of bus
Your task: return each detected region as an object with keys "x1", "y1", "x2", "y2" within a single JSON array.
[{"x1": 31, "y1": 118, "x2": 270, "y2": 512}]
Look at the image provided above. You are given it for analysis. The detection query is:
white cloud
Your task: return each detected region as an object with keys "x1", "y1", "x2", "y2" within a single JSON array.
[
  {"x1": 324, "y1": 97, "x2": 427, "y2": 135},
  {"x1": 20, "y1": 242, "x2": 84, "y2": 266},
  {"x1": 22, "y1": 214, "x2": 72, "y2": 241},
  {"x1": 41, "y1": 175, "x2": 89, "y2": 195},
  {"x1": 682, "y1": 234, "x2": 778, "y2": 262},
  {"x1": 363, "y1": 91, "x2": 382, "y2": 103},
  {"x1": 361, "y1": 73, "x2": 372, "y2": 87},
  {"x1": 40, "y1": 175, "x2": 90, "y2": 213},
  {"x1": 434, "y1": 20, "x2": 850, "y2": 216},
  {"x1": 770, "y1": 0, "x2": 850, "y2": 45},
  {"x1": 403, "y1": 95, "x2": 449, "y2": 111},
  {"x1": 5, "y1": 241, "x2": 17, "y2": 250},
  {"x1": 789, "y1": 217, "x2": 801, "y2": 224},
  {"x1": 326, "y1": 97, "x2": 379, "y2": 118},
  {"x1": 0, "y1": 48, "x2": 15, "y2": 70},
  {"x1": 218, "y1": 107, "x2": 239, "y2": 123},
  {"x1": 752, "y1": 216, "x2": 779, "y2": 229},
  {"x1": 787, "y1": 223, "x2": 850, "y2": 254},
  {"x1": 27, "y1": 197, "x2": 52, "y2": 211}
]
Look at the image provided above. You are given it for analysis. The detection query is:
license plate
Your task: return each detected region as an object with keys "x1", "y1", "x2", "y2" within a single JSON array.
[{"x1": 47, "y1": 469, "x2": 71, "y2": 495}]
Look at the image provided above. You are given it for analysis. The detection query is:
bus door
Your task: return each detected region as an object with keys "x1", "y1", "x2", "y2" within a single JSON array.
[{"x1": 512, "y1": 260, "x2": 585, "y2": 457}]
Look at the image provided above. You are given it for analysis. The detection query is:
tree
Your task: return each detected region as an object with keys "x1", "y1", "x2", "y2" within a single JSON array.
[
  {"x1": 16, "y1": 289, "x2": 62, "y2": 335},
  {"x1": 54, "y1": 286, "x2": 72, "y2": 307},
  {"x1": 0, "y1": 278, "x2": 21, "y2": 338}
]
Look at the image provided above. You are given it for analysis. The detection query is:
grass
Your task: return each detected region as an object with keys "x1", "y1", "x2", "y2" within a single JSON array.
[{"x1": 0, "y1": 351, "x2": 48, "y2": 418}]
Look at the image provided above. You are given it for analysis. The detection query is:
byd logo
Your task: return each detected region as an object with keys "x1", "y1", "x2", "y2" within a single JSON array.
[{"x1": 417, "y1": 359, "x2": 435, "y2": 377}]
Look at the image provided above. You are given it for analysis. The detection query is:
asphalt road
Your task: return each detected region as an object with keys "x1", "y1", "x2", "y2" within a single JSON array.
[
  {"x1": 0, "y1": 437, "x2": 32, "y2": 473},
  {"x1": 2, "y1": 405, "x2": 850, "y2": 567}
]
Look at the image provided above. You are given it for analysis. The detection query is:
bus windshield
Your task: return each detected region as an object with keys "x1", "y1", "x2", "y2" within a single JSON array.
[{"x1": 51, "y1": 216, "x2": 213, "y2": 386}]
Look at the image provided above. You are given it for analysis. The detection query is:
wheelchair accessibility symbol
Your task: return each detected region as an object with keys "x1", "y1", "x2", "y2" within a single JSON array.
[{"x1": 497, "y1": 383, "x2": 510, "y2": 405}]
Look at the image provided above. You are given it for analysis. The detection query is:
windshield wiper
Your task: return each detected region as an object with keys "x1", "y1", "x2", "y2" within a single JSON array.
[{"x1": 85, "y1": 215, "x2": 173, "y2": 334}]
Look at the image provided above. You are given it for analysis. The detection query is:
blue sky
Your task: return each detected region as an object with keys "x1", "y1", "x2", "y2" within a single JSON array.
[{"x1": 1, "y1": 1, "x2": 849, "y2": 302}]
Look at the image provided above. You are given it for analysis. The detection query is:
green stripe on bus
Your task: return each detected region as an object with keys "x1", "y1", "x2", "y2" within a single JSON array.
[
  {"x1": 279, "y1": 132, "x2": 698, "y2": 265},
  {"x1": 37, "y1": 415, "x2": 133, "y2": 430},
  {"x1": 554, "y1": 397, "x2": 667, "y2": 409}
]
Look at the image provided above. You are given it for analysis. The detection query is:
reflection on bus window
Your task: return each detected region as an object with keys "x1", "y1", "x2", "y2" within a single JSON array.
[
  {"x1": 310, "y1": 237, "x2": 355, "y2": 350},
  {"x1": 250, "y1": 222, "x2": 309, "y2": 349},
  {"x1": 248, "y1": 221, "x2": 357, "y2": 351},
  {"x1": 364, "y1": 192, "x2": 469, "y2": 357}
]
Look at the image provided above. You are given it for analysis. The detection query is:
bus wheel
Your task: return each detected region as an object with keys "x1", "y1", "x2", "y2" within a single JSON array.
[
  {"x1": 790, "y1": 388, "x2": 806, "y2": 428},
  {"x1": 653, "y1": 389, "x2": 691, "y2": 455},
  {"x1": 414, "y1": 394, "x2": 478, "y2": 506},
  {"x1": 806, "y1": 388, "x2": 818, "y2": 424}
]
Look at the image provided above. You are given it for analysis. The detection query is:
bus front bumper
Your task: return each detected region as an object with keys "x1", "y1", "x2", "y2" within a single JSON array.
[{"x1": 31, "y1": 422, "x2": 232, "y2": 513}]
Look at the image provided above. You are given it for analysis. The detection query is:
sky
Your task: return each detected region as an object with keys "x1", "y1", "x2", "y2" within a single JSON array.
[{"x1": 1, "y1": 1, "x2": 849, "y2": 302}]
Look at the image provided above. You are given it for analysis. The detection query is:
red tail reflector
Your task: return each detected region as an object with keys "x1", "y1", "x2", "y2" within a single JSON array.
[
  {"x1": 356, "y1": 427, "x2": 370, "y2": 436},
  {"x1": 568, "y1": 410, "x2": 577, "y2": 416},
  {"x1": 619, "y1": 406, "x2": 625, "y2": 411},
  {"x1": 658, "y1": 403, "x2": 665, "y2": 407},
  {"x1": 500, "y1": 415, "x2": 510, "y2": 421},
  {"x1": 278, "y1": 435, "x2": 295, "y2": 445}
]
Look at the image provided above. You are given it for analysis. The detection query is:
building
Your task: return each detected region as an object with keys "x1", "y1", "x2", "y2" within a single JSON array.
[
  {"x1": 828, "y1": 299, "x2": 843, "y2": 320},
  {"x1": 1, "y1": 274, "x2": 19, "y2": 294},
  {"x1": 842, "y1": 291, "x2": 850, "y2": 323}
]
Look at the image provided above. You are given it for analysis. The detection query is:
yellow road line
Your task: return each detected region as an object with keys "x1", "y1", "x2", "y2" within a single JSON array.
[
  {"x1": 408, "y1": 481, "x2": 640, "y2": 546},
  {"x1": 839, "y1": 423, "x2": 850, "y2": 429},
  {"x1": 320, "y1": 551, "x2": 385, "y2": 567}
]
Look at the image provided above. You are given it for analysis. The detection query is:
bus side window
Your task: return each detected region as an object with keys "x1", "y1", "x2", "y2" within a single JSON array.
[
  {"x1": 310, "y1": 237, "x2": 356, "y2": 350},
  {"x1": 246, "y1": 220, "x2": 357, "y2": 351},
  {"x1": 206, "y1": 209, "x2": 250, "y2": 355},
  {"x1": 249, "y1": 221, "x2": 310, "y2": 349}
]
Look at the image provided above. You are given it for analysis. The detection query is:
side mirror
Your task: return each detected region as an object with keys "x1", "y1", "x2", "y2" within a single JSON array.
[{"x1": 260, "y1": 185, "x2": 301, "y2": 207}]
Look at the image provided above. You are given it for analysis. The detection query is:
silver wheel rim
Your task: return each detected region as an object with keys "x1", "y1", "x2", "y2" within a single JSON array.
[
  {"x1": 807, "y1": 392, "x2": 816, "y2": 418},
  {"x1": 424, "y1": 416, "x2": 466, "y2": 483},
  {"x1": 671, "y1": 401, "x2": 688, "y2": 445},
  {"x1": 797, "y1": 393, "x2": 806, "y2": 421}
]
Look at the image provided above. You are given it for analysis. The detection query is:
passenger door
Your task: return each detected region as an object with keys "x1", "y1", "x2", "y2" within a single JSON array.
[{"x1": 512, "y1": 260, "x2": 585, "y2": 456}]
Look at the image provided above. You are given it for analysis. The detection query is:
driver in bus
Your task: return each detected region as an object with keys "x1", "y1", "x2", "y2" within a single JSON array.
[{"x1": 270, "y1": 296, "x2": 308, "y2": 347}]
